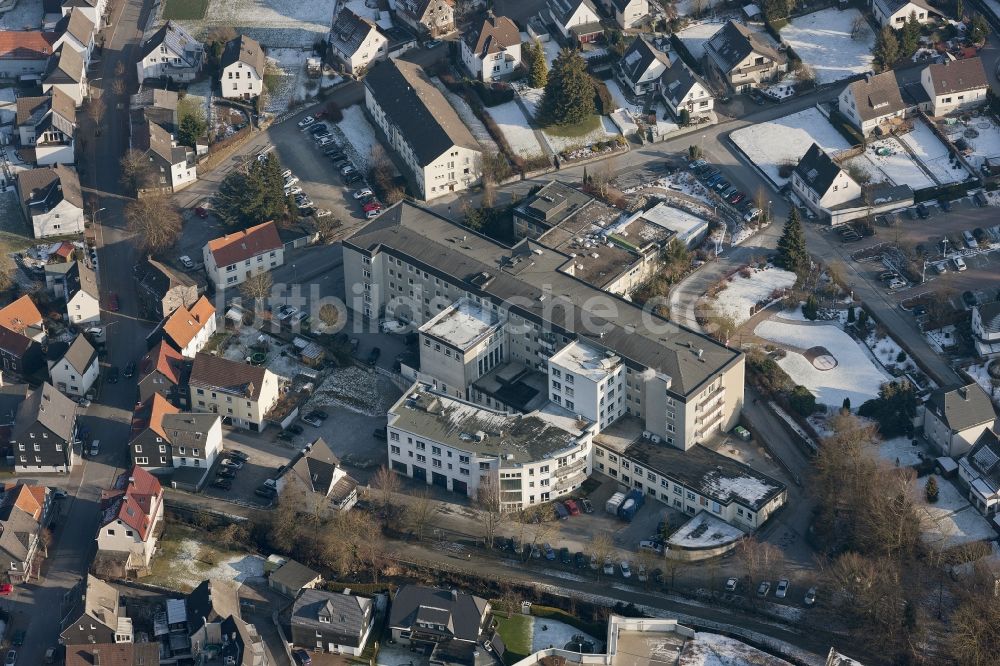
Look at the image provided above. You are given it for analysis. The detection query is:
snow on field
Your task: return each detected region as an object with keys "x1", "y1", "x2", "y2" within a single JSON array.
[
  {"x1": 674, "y1": 0, "x2": 725, "y2": 17},
  {"x1": 160, "y1": 0, "x2": 336, "y2": 47},
  {"x1": 780, "y1": 8, "x2": 874, "y2": 84},
  {"x1": 946, "y1": 118, "x2": 1000, "y2": 168},
  {"x1": 430, "y1": 77, "x2": 499, "y2": 153},
  {"x1": 754, "y1": 320, "x2": 892, "y2": 407},
  {"x1": 605, "y1": 78, "x2": 642, "y2": 114},
  {"x1": 519, "y1": 88, "x2": 619, "y2": 153},
  {"x1": 899, "y1": 121, "x2": 970, "y2": 184},
  {"x1": 530, "y1": 617, "x2": 600, "y2": 652},
  {"x1": 711, "y1": 265, "x2": 797, "y2": 325},
  {"x1": 918, "y1": 477, "x2": 996, "y2": 547},
  {"x1": 333, "y1": 104, "x2": 382, "y2": 172},
  {"x1": 223, "y1": 328, "x2": 310, "y2": 380},
  {"x1": 668, "y1": 512, "x2": 744, "y2": 549},
  {"x1": 485, "y1": 101, "x2": 546, "y2": 157},
  {"x1": 925, "y1": 325, "x2": 957, "y2": 352},
  {"x1": 676, "y1": 21, "x2": 725, "y2": 61},
  {"x1": 730, "y1": 107, "x2": 851, "y2": 186},
  {"x1": 964, "y1": 362, "x2": 1000, "y2": 407},
  {"x1": 0, "y1": 0, "x2": 42, "y2": 29},
  {"x1": 846, "y1": 138, "x2": 935, "y2": 190},
  {"x1": 343, "y1": 0, "x2": 393, "y2": 29},
  {"x1": 263, "y1": 48, "x2": 312, "y2": 113},
  {"x1": 163, "y1": 538, "x2": 265, "y2": 591},
  {"x1": 865, "y1": 331, "x2": 917, "y2": 373},
  {"x1": 679, "y1": 632, "x2": 794, "y2": 666},
  {"x1": 879, "y1": 436, "x2": 925, "y2": 467}
]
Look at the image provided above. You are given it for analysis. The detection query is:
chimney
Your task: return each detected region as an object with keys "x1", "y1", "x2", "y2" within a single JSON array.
[{"x1": 959, "y1": 386, "x2": 969, "y2": 400}]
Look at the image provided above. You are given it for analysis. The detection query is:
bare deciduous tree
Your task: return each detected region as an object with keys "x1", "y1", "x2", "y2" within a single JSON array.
[
  {"x1": 371, "y1": 465, "x2": 401, "y2": 518},
  {"x1": 125, "y1": 194, "x2": 182, "y2": 252},
  {"x1": 738, "y1": 536, "x2": 784, "y2": 600},
  {"x1": 86, "y1": 97, "x2": 106, "y2": 134},
  {"x1": 406, "y1": 490, "x2": 437, "y2": 541},
  {"x1": 591, "y1": 531, "x2": 615, "y2": 575},
  {"x1": 112, "y1": 78, "x2": 127, "y2": 96},
  {"x1": 120, "y1": 149, "x2": 155, "y2": 193},
  {"x1": 240, "y1": 271, "x2": 273, "y2": 312},
  {"x1": 476, "y1": 474, "x2": 504, "y2": 549}
]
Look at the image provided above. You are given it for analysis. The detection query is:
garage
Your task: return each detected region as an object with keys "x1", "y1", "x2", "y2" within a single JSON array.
[
  {"x1": 412, "y1": 465, "x2": 426, "y2": 482},
  {"x1": 452, "y1": 479, "x2": 468, "y2": 496},
  {"x1": 432, "y1": 471, "x2": 448, "y2": 488}
]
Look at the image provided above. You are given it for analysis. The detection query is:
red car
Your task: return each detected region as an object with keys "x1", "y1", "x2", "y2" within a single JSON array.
[
  {"x1": 362, "y1": 201, "x2": 382, "y2": 213},
  {"x1": 194, "y1": 206, "x2": 208, "y2": 218},
  {"x1": 564, "y1": 499, "x2": 580, "y2": 516},
  {"x1": 0, "y1": 583, "x2": 12, "y2": 596},
  {"x1": 108, "y1": 293, "x2": 119, "y2": 312}
]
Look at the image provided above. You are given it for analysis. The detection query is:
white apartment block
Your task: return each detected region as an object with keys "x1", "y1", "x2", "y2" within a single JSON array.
[
  {"x1": 203, "y1": 221, "x2": 284, "y2": 291},
  {"x1": 548, "y1": 340, "x2": 626, "y2": 431}
]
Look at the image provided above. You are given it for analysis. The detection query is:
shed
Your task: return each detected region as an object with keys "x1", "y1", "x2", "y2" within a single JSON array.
[
  {"x1": 269, "y1": 558, "x2": 322, "y2": 597},
  {"x1": 742, "y1": 4, "x2": 762, "y2": 20}
]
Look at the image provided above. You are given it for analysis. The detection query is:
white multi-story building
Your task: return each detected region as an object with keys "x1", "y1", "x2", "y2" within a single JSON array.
[
  {"x1": 132, "y1": 118, "x2": 197, "y2": 192},
  {"x1": 42, "y1": 44, "x2": 88, "y2": 107},
  {"x1": 660, "y1": 59, "x2": 714, "y2": 121},
  {"x1": 387, "y1": 383, "x2": 595, "y2": 510},
  {"x1": 921, "y1": 57, "x2": 988, "y2": 117},
  {"x1": 203, "y1": 221, "x2": 284, "y2": 291},
  {"x1": 364, "y1": 60, "x2": 481, "y2": 200},
  {"x1": 66, "y1": 260, "x2": 100, "y2": 326},
  {"x1": 189, "y1": 353, "x2": 281, "y2": 431},
  {"x1": 136, "y1": 21, "x2": 204, "y2": 83},
  {"x1": 47, "y1": 333, "x2": 99, "y2": 398},
  {"x1": 15, "y1": 90, "x2": 76, "y2": 167},
  {"x1": 219, "y1": 34, "x2": 264, "y2": 100},
  {"x1": 153, "y1": 295, "x2": 216, "y2": 358},
  {"x1": 972, "y1": 301, "x2": 1000, "y2": 358},
  {"x1": 548, "y1": 340, "x2": 625, "y2": 432},
  {"x1": 459, "y1": 14, "x2": 521, "y2": 82},
  {"x1": 16, "y1": 164, "x2": 84, "y2": 238},
  {"x1": 923, "y1": 383, "x2": 998, "y2": 458},
  {"x1": 328, "y1": 9, "x2": 388, "y2": 76},
  {"x1": 871, "y1": 0, "x2": 936, "y2": 28},
  {"x1": 53, "y1": 8, "x2": 96, "y2": 62},
  {"x1": 959, "y1": 429, "x2": 1000, "y2": 518},
  {"x1": 96, "y1": 465, "x2": 164, "y2": 569}
]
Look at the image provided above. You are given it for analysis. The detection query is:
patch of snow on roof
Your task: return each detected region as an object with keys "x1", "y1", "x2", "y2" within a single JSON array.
[{"x1": 703, "y1": 472, "x2": 777, "y2": 504}]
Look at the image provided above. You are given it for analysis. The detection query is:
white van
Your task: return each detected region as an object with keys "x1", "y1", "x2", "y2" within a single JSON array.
[{"x1": 952, "y1": 256, "x2": 967, "y2": 271}]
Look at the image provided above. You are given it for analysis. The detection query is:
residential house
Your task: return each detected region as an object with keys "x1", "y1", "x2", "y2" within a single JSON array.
[
  {"x1": 460, "y1": 14, "x2": 521, "y2": 82},
  {"x1": 60, "y1": 574, "x2": 133, "y2": 645},
  {"x1": 135, "y1": 341, "x2": 192, "y2": 407},
  {"x1": 395, "y1": 0, "x2": 455, "y2": 37},
  {"x1": 615, "y1": 35, "x2": 671, "y2": 98},
  {"x1": 202, "y1": 221, "x2": 284, "y2": 291},
  {"x1": 148, "y1": 295, "x2": 216, "y2": 358},
  {"x1": 42, "y1": 44, "x2": 88, "y2": 106},
  {"x1": 291, "y1": 589, "x2": 374, "y2": 656},
  {"x1": 0, "y1": 326, "x2": 44, "y2": 377},
  {"x1": 327, "y1": 9, "x2": 388, "y2": 76},
  {"x1": 186, "y1": 579, "x2": 268, "y2": 664},
  {"x1": 959, "y1": 428, "x2": 1000, "y2": 518},
  {"x1": 46, "y1": 333, "x2": 99, "y2": 398},
  {"x1": 268, "y1": 558, "x2": 322, "y2": 598},
  {"x1": 16, "y1": 164, "x2": 84, "y2": 238},
  {"x1": 220, "y1": 34, "x2": 265, "y2": 100},
  {"x1": 128, "y1": 393, "x2": 222, "y2": 476},
  {"x1": 283, "y1": 438, "x2": 360, "y2": 512},
  {"x1": 189, "y1": 353, "x2": 281, "y2": 431},
  {"x1": 792, "y1": 143, "x2": 862, "y2": 217},
  {"x1": 131, "y1": 117, "x2": 197, "y2": 191},
  {"x1": 130, "y1": 86, "x2": 179, "y2": 130},
  {"x1": 60, "y1": 0, "x2": 108, "y2": 26},
  {"x1": 53, "y1": 8, "x2": 96, "y2": 61},
  {"x1": 659, "y1": 58, "x2": 714, "y2": 121},
  {"x1": 364, "y1": 59, "x2": 482, "y2": 200},
  {"x1": 602, "y1": 0, "x2": 649, "y2": 28},
  {"x1": 972, "y1": 301, "x2": 1000, "y2": 358},
  {"x1": 0, "y1": 483, "x2": 49, "y2": 582},
  {"x1": 924, "y1": 382, "x2": 999, "y2": 457},
  {"x1": 66, "y1": 259, "x2": 100, "y2": 326},
  {"x1": 920, "y1": 57, "x2": 988, "y2": 116},
  {"x1": 871, "y1": 0, "x2": 937, "y2": 28},
  {"x1": 96, "y1": 465, "x2": 164, "y2": 569},
  {"x1": 704, "y1": 20, "x2": 786, "y2": 93},
  {"x1": 0, "y1": 31, "x2": 58, "y2": 79},
  {"x1": 136, "y1": 21, "x2": 204, "y2": 83},
  {"x1": 838, "y1": 71, "x2": 909, "y2": 136},
  {"x1": 0, "y1": 295, "x2": 46, "y2": 344},
  {"x1": 137, "y1": 257, "x2": 201, "y2": 321},
  {"x1": 547, "y1": 0, "x2": 603, "y2": 44},
  {"x1": 65, "y1": 644, "x2": 161, "y2": 666},
  {"x1": 15, "y1": 89, "x2": 76, "y2": 166},
  {"x1": 11, "y1": 383, "x2": 77, "y2": 474},
  {"x1": 389, "y1": 585, "x2": 493, "y2": 659}
]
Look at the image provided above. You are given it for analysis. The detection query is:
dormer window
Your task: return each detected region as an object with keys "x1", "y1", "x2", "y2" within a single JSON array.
[{"x1": 319, "y1": 615, "x2": 330, "y2": 623}]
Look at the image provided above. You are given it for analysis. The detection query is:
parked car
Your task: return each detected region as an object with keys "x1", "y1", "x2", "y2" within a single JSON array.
[
  {"x1": 301, "y1": 413, "x2": 322, "y2": 427},
  {"x1": 297, "y1": 116, "x2": 315, "y2": 128},
  {"x1": 963, "y1": 230, "x2": 978, "y2": 249},
  {"x1": 124, "y1": 360, "x2": 135, "y2": 378},
  {"x1": 974, "y1": 191, "x2": 988, "y2": 207},
  {"x1": 217, "y1": 468, "x2": 237, "y2": 479},
  {"x1": 713, "y1": 179, "x2": 731, "y2": 193},
  {"x1": 309, "y1": 123, "x2": 328, "y2": 135},
  {"x1": 354, "y1": 188, "x2": 374, "y2": 199},
  {"x1": 345, "y1": 172, "x2": 364, "y2": 184},
  {"x1": 284, "y1": 185, "x2": 303, "y2": 196},
  {"x1": 952, "y1": 256, "x2": 967, "y2": 271},
  {"x1": 425, "y1": 39, "x2": 442, "y2": 48},
  {"x1": 5, "y1": 649, "x2": 15, "y2": 666},
  {"x1": 309, "y1": 409, "x2": 328, "y2": 420},
  {"x1": 363, "y1": 201, "x2": 382, "y2": 213},
  {"x1": 278, "y1": 431, "x2": 295, "y2": 442},
  {"x1": 581, "y1": 498, "x2": 593, "y2": 513},
  {"x1": 255, "y1": 486, "x2": 278, "y2": 499},
  {"x1": 293, "y1": 648, "x2": 313, "y2": 665},
  {"x1": 45, "y1": 648, "x2": 56, "y2": 664},
  {"x1": 775, "y1": 579, "x2": 789, "y2": 599},
  {"x1": 559, "y1": 547, "x2": 571, "y2": 564},
  {"x1": 284, "y1": 176, "x2": 300, "y2": 186},
  {"x1": 107, "y1": 366, "x2": 119, "y2": 384},
  {"x1": 729, "y1": 191, "x2": 746, "y2": 205},
  {"x1": 916, "y1": 203, "x2": 929, "y2": 219},
  {"x1": 574, "y1": 552, "x2": 588, "y2": 568},
  {"x1": 725, "y1": 577, "x2": 738, "y2": 592},
  {"x1": 804, "y1": 587, "x2": 817, "y2": 606},
  {"x1": 602, "y1": 559, "x2": 614, "y2": 575},
  {"x1": 543, "y1": 543, "x2": 556, "y2": 560},
  {"x1": 733, "y1": 426, "x2": 751, "y2": 441},
  {"x1": 554, "y1": 502, "x2": 569, "y2": 520},
  {"x1": 281, "y1": 169, "x2": 292, "y2": 179},
  {"x1": 620, "y1": 561, "x2": 632, "y2": 578},
  {"x1": 228, "y1": 450, "x2": 250, "y2": 462},
  {"x1": 637, "y1": 564, "x2": 648, "y2": 582},
  {"x1": 973, "y1": 227, "x2": 988, "y2": 244},
  {"x1": 12, "y1": 631, "x2": 24, "y2": 647},
  {"x1": 367, "y1": 347, "x2": 381, "y2": 365},
  {"x1": 179, "y1": 255, "x2": 195, "y2": 269},
  {"x1": 341, "y1": 165, "x2": 357, "y2": 176},
  {"x1": 222, "y1": 458, "x2": 245, "y2": 470},
  {"x1": 564, "y1": 499, "x2": 580, "y2": 516},
  {"x1": 757, "y1": 581, "x2": 771, "y2": 597}
]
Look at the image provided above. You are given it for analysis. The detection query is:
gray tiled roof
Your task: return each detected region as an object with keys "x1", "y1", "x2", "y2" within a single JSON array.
[
  {"x1": 844, "y1": 71, "x2": 907, "y2": 122},
  {"x1": 18, "y1": 164, "x2": 83, "y2": 210},
  {"x1": 44, "y1": 44, "x2": 84, "y2": 83},
  {"x1": 706, "y1": 20, "x2": 784, "y2": 73},
  {"x1": 221, "y1": 34, "x2": 265, "y2": 75},
  {"x1": 618, "y1": 35, "x2": 670, "y2": 87},
  {"x1": 271, "y1": 558, "x2": 321, "y2": 592},
  {"x1": 292, "y1": 589, "x2": 371, "y2": 648},
  {"x1": 927, "y1": 382, "x2": 997, "y2": 431},
  {"x1": 660, "y1": 58, "x2": 709, "y2": 107},
  {"x1": 13, "y1": 382, "x2": 77, "y2": 443},
  {"x1": 389, "y1": 585, "x2": 488, "y2": 642},
  {"x1": 139, "y1": 20, "x2": 202, "y2": 66},
  {"x1": 190, "y1": 353, "x2": 269, "y2": 401},
  {"x1": 925, "y1": 57, "x2": 988, "y2": 95},
  {"x1": 976, "y1": 301, "x2": 1000, "y2": 334},
  {"x1": 60, "y1": 333, "x2": 97, "y2": 374},
  {"x1": 794, "y1": 143, "x2": 844, "y2": 197},
  {"x1": 873, "y1": 0, "x2": 934, "y2": 18},
  {"x1": 364, "y1": 59, "x2": 480, "y2": 166},
  {"x1": 964, "y1": 428, "x2": 1000, "y2": 492},
  {"x1": 329, "y1": 9, "x2": 382, "y2": 58},
  {"x1": 464, "y1": 14, "x2": 520, "y2": 57}
]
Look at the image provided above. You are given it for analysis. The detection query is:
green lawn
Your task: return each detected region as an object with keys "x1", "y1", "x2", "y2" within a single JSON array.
[
  {"x1": 543, "y1": 115, "x2": 601, "y2": 138},
  {"x1": 162, "y1": 0, "x2": 209, "y2": 19},
  {"x1": 494, "y1": 614, "x2": 532, "y2": 665}
]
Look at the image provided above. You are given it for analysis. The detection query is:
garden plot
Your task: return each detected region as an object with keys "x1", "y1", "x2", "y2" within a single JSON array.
[
  {"x1": 945, "y1": 117, "x2": 1000, "y2": 169},
  {"x1": 925, "y1": 325, "x2": 957, "y2": 353},
  {"x1": 918, "y1": 478, "x2": 995, "y2": 547},
  {"x1": 158, "y1": 0, "x2": 337, "y2": 48},
  {"x1": 780, "y1": 8, "x2": 874, "y2": 85},
  {"x1": 964, "y1": 362, "x2": 1000, "y2": 406},
  {"x1": 430, "y1": 78, "x2": 499, "y2": 153},
  {"x1": 898, "y1": 121, "x2": 970, "y2": 184},
  {"x1": 485, "y1": 101, "x2": 546, "y2": 157},
  {"x1": 730, "y1": 107, "x2": 851, "y2": 186},
  {"x1": 864, "y1": 330, "x2": 917, "y2": 373},
  {"x1": 0, "y1": 0, "x2": 42, "y2": 29},
  {"x1": 711, "y1": 265, "x2": 797, "y2": 325},
  {"x1": 519, "y1": 88, "x2": 619, "y2": 153},
  {"x1": 222, "y1": 328, "x2": 313, "y2": 380},
  {"x1": 676, "y1": 21, "x2": 725, "y2": 61},
  {"x1": 754, "y1": 319, "x2": 893, "y2": 407},
  {"x1": 332, "y1": 104, "x2": 383, "y2": 172},
  {"x1": 309, "y1": 366, "x2": 394, "y2": 417},
  {"x1": 147, "y1": 524, "x2": 266, "y2": 592},
  {"x1": 879, "y1": 436, "x2": 925, "y2": 467},
  {"x1": 605, "y1": 78, "x2": 642, "y2": 114},
  {"x1": 845, "y1": 138, "x2": 935, "y2": 190},
  {"x1": 529, "y1": 617, "x2": 600, "y2": 653},
  {"x1": 262, "y1": 48, "x2": 311, "y2": 113}
]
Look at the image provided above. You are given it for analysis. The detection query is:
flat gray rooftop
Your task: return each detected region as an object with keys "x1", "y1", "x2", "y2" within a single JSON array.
[{"x1": 612, "y1": 630, "x2": 685, "y2": 666}]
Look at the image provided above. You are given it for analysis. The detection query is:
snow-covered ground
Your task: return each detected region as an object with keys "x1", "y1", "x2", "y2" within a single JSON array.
[
  {"x1": 674, "y1": 0, "x2": 725, "y2": 17},
  {"x1": 0, "y1": 0, "x2": 42, "y2": 29},
  {"x1": 899, "y1": 120, "x2": 970, "y2": 184},
  {"x1": 680, "y1": 632, "x2": 794, "y2": 666},
  {"x1": 605, "y1": 78, "x2": 642, "y2": 114},
  {"x1": 159, "y1": 538, "x2": 265, "y2": 591},
  {"x1": 222, "y1": 328, "x2": 310, "y2": 380},
  {"x1": 711, "y1": 265, "x2": 797, "y2": 325},
  {"x1": 342, "y1": 0, "x2": 393, "y2": 29},
  {"x1": 308, "y1": 366, "x2": 393, "y2": 417},
  {"x1": 754, "y1": 320, "x2": 893, "y2": 407},
  {"x1": 668, "y1": 512, "x2": 744, "y2": 549},
  {"x1": 846, "y1": 138, "x2": 936, "y2": 190},
  {"x1": 864, "y1": 331, "x2": 917, "y2": 373},
  {"x1": 945, "y1": 117, "x2": 1000, "y2": 169},
  {"x1": 263, "y1": 48, "x2": 312, "y2": 114},
  {"x1": 159, "y1": 0, "x2": 336, "y2": 48},
  {"x1": 730, "y1": 108, "x2": 851, "y2": 186},
  {"x1": 520, "y1": 88, "x2": 619, "y2": 153},
  {"x1": 878, "y1": 436, "x2": 925, "y2": 467},
  {"x1": 780, "y1": 8, "x2": 874, "y2": 84},
  {"x1": 333, "y1": 104, "x2": 383, "y2": 172},
  {"x1": 529, "y1": 617, "x2": 600, "y2": 653},
  {"x1": 964, "y1": 362, "x2": 1000, "y2": 406},
  {"x1": 918, "y1": 477, "x2": 996, "y2": 547},
  {"x1": 676, "y1": 21, "x2": 725, "y2": 60},
  {"x1": 925, "y1": 325, "x2": 957, "y2": 353},
  {"x1": 430, "y1": 77, "x2": 499, "y2": 153},
  {"x1": 485, "y1": 100, "x2": 546, "y2": 157}
]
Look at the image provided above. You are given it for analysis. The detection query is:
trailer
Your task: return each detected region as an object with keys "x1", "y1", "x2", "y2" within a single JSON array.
[
  {"x1": 619, "y1": 498, "x2": 638, "y2": 522},
  {"x1": 606, "y1": 492, "x2": 625, "y2": 515}
]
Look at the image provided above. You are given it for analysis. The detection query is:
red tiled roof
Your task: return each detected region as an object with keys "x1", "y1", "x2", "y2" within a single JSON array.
[
  {"x1": 161, "y1": 295, "x2": 214, "y2": 351},
  {"x1": 1, "y1": 483, "x2": 47, "y2": 521},
  {"x1": 0, "y1": 295, "x2": 44, "y2": 335},
  {"x1": 138, "y1": 341, "x2": 186, "y2": 385},
  {"x1": 100, "y1": 465, "x2": 162, "y2": 542},
  {"x1": 129, "y1": 393, "x2": 179, "y2": 443},
  {"x1": 206, "y1": 221, "x2": 282, "y2": 268},
  {"x1": 0, "y1": 31, "x2": 57, "y2": 61}
]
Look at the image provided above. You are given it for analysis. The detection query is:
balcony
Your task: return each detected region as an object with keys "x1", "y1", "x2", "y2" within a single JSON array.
[
  {"x1": 553, "y1": 468, "x2": 587, "y2": 492},
  {"x1": 696, "y1": 387, "x2": 725, "y2": 413},
  {"x1": 555, "y1": 456, "x2": 587, "y2": 478}
]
